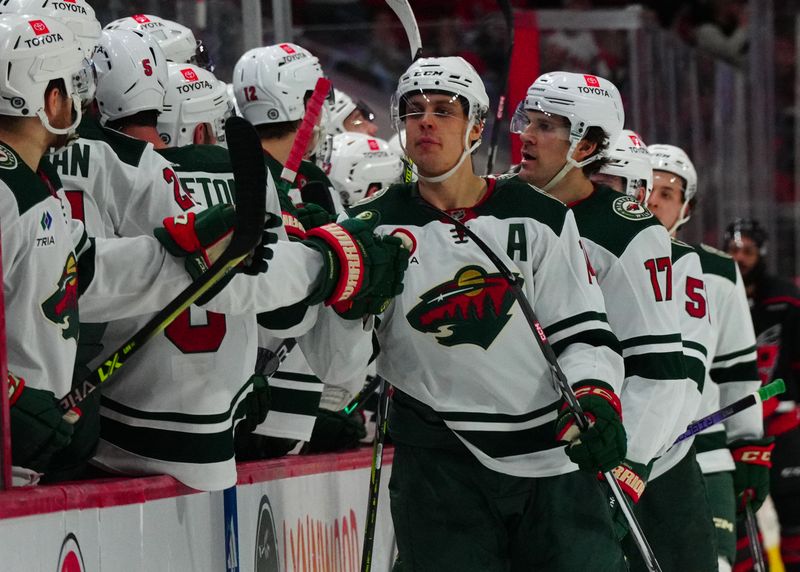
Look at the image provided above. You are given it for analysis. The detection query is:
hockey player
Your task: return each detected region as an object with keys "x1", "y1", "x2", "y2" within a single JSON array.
[
  {"x1": 340, "y1": 57, "x2": 628, "y2": 570},
  {"x1": 52, "y1": 32, "x2": 408, "y2": 490},
  {"x1": 0, "y1": 13, "x2": 239, "y2": 482},
  {"x1": 327, "y1": 132, "x2": 403, "y2": 207},
  {"x1": 513, "y1": 74, "x2": 688, "y2": 550},
  {"x1": 326, "y1": 88, "x2": 378, "y2": 137},
  {"x1": 724, "y1": 218, "x2": 797, "y2": 570}
]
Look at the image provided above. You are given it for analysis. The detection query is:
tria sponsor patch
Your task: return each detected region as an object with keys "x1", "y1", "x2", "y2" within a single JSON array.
[
  {"x1": 406, "y1": 265, "x2": 518, "y2": 349},
  {"x1": 611, "y1": 195, "x2": 653, "y2": 221}
]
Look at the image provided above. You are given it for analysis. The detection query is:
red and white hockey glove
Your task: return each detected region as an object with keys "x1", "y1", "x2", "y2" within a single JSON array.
[
  {"x1": 730, "y1": 437, "x2": 774, "y2": 513},
  {"x1": 302, "y1": 211, "x2": 409, "y2": 317},
  {"x1": 555, "y1": 382, "x2": 627, "y2": 473}
]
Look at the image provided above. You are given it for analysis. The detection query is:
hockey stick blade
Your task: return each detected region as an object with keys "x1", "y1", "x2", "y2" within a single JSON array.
[
  {"x1": 672, "y1": 378, "x2": 785, "y2": 445},
  {"x1": 385, "y1": 0, "x2": 422, "y2": 60},
  {"x1": 417, "y1": 198, "x2": 662, "y2": 572},
  {"x1": 59, "y1": 117, "x2": 267, "y2": 412}
]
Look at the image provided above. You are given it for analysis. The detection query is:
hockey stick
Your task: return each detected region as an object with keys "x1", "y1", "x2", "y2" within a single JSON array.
[
  {"x1": 672, "y1": 379, "x2": 785, "y2": 445},
  {"x1": 744, "y1": 502, "x2": 767, "y2": 572},
  {"x1": 485, "y1": 0, "x2": 515, "y2": 175},
  {"x1": 385, "y1": 0, "x2": 422, "y2": 61},
  {"x1": 344, "y1": 374, "x2": 382, "y2": 415},
  {"x1": 58, "y1": 117, "x2": 267, "y2": 412},
  {"x1": 417, "y1": 200, "x2": 662, "y2": 572},
  {"x1": 360, "y1": 376, "x2": 391, "y2": 572}
]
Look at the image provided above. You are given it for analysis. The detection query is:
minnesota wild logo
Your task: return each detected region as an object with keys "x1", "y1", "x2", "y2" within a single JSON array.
[
  {"x1": 0, "y1": 143, "x2": 18, "y2": 170},
  {"x1": 612, "y1": 195, "x2": 652, "y2": 221},
  {"x1": 41, "y1": 253, "x2": 79, "y2": 341},
  {"x1": 406, "y1": 266, "x2": 518, "y2": 349}
]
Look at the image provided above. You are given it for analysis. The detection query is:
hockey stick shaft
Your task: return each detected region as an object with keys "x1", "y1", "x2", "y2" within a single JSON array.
[
  {"x1": 384, "y1": 0, "x2": 422, "y2": 61},
  {"x1": 59, "y1": 117, "x2": 267, "y2": 413},
  {"x1": 672, "y1": 379, "x2": 785, "y2": 445},
  {"x1": 745, "y1": 502, "x2": 766, "y2": 572},
  {"x1": 344, "y1": 375, "x2": 382, "y2": 415},
  {"x1": 360, "y1": 376, "x2": 390, "y2": 572},
  {"x1": 419, "y1": 201, "x2": 662, "y2": 572},
  {"x1": 280, "y1": 77, "x2": 332, "y2": 189},
  {"x1": 485, "y1": 0, "x2": 515, "y2": 175}
]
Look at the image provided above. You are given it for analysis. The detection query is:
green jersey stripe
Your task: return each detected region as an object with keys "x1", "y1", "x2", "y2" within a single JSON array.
[
  {"x1": 454, "y1": 421, "x2": 564, "y2": 458},
  {"x1": 685, "y1": 356, "x2": 706, "y2": 391},
  {"x1": 271, "y1": 371, "x2": 323, "y2": 385},
  {"x1": 694, "y1": 431, "x2": 728, "y2": 453},
  {"x1": 713, "y1": 346, "x2": 757, "y2": 363},
  {"x1": 102, "y1": 417, "x2": 233, "y2": 464},
  {"x1": 551, "y1": 329, "x2": 621, "y2": 358},
  {"x1": 624, "y1": 351, "x2": 686, "y2": 380},
  {"x1": 620, "y1": 333, "x2": 683, "y2": 350},
  {"x1": 683, "y1": 340, "x2": 709, "y2": 357},
  {"x1": 711, "y1": 362, "x2": 760, "y2": 385},
  {"x1": 543, "y1": 311, "x2": 608, "y2": 337},
  {"x1": 269, "y1": 386, "x2": 322, "y2": 416},
  {"x1": 439, "y1": 400, "x2": 560, "y2": 424}
]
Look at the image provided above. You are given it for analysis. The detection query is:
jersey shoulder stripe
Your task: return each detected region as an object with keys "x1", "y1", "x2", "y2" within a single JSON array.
[
  {"x1": 0, "y1": 142, "x2": 52, "y2": 216},
  {"x1": 77, "y1": 115, "x2": 147, "y2": 167},
  {"x1": 570, "y1": 185, "x2": 663, "y2": 258},
  {"x1": 692, "y1": 243, "x2": 737, "y2": 283},
  {"x1": 158, "y1": 144, "x2": 232, "y2": 173},
  {"x1": 671, "y1": 238, "x2": 697, "y2": 262}
]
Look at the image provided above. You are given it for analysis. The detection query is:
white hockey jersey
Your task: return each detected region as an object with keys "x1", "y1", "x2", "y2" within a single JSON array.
[
  {"x1": 692, "y1": 244, "x2": 761, "y2": 475},
  {"x1": 346, "y1": 177, "x2": 624, "y2": 478},
  {"x1": 569, "y1": 186, "x2": 687, "y2": 466}
]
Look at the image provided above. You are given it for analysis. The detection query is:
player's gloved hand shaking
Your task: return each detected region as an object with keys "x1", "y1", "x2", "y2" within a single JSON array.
[
  {"x1": 603, "y1": 459, "x2": 650, "y2": 540},
  {"x1": 156, "y1": 205, "x2": 236, "y2": 277},
  {"x1": 302, "y1": 211, "x2": 409, "y2": 319},
  {"x1": 555, "y1": 381, "x2": 626, "y2": 473},
  {"x1": 9, "y1": 373, "x2": 78, "y2": 473},
  {"x1": 730, "y1": 437, "x2": 774, "y2": 513}
]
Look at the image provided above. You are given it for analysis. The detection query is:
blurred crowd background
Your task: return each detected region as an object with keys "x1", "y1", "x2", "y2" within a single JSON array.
[{"x1": 91, "y1": 0, "x2": 798, "y2": 279}]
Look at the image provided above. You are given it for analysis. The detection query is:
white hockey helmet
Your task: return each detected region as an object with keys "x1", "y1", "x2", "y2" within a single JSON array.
[
  {"x1": 328, "y1": 132, "x2": 403, "y2": 206},
  {"x1": 647, "y1": 143, "x2": 698, "y2": 232},
  {"x1": 93, "y1": 28, "x2": 168, "y2": 125},
  {"x1": 104, "y1": 14, "x2": 211, "y2": 70},
  {"x1": 232, "y1": 43, "x2": 326, "y2": 126},
  {"x1": 158, "y1": 62, "x2": 232, "y2": 147},
  {"x1": 390, "y1": 56, "x2": 490, "y2": 183},
  {"x1": 326, "y1": 88, "x2": 356, "y2": 134},
  {"x1": 0, "y1": 0, "x2": 101, "y2": 57},
  {"x1": 0, "y1": 14, "x2": 92, "y2": 138},
  {"x1": 512, "y1": 71, "x2": 624, "y2": 190},
  {"x1": 599, "y1": 130, "x2": 652, "y2": 200}
]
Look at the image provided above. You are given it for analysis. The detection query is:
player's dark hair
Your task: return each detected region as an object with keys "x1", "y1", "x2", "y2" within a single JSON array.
[
  {"x1": 254, "y1": 119, "x2": 302, "y2": 140},
  {"x1": 106, "y1": 110, "x2": 159, "y2": 131},
  {"x1": 580, "y1": 126, "x2": 611, "y2": 177}
]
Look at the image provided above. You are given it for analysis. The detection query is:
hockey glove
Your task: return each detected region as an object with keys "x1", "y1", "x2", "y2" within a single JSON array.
[
  {"x1": 302, "y1": 211, "x2": 409, "y2": 315},
  {"x1": 295, "y1": 202, "x2": 335, "y2": 231},
  {"x1": 730, "y1": 437, "x2": 774, "y2": 513},
  {"x1": 240, "y1": 214, "x2": 280, "y2": 276},
  {"x1": 304, "y1": 408, "x2": 367, "y2": 453},
  {"x1": 233, "y1": 375, "x2": 271, "y2": 435},
  {"x1": 9, "y1": 373, "x2": 77, "y2": 473},
  {"x1": 603, "y1": 459, "x2": 650, "y2": 540},
  {"x1": 555, "y1": 382, "x2": 626, "y2": 473}
]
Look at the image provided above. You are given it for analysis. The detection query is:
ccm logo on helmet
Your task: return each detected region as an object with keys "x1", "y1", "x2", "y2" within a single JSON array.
[
  {"x1": 413, "y1": 70, "x2": 444, "y2": 77},
  {"x1": 53, "y1": 2, "x2": 87, "y2": 14}
]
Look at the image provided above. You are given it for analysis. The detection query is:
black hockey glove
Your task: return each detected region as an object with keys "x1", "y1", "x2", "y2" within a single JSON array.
[
  {"x1": 239, "y1": 214, "x2": 280, "y2": 276},
  {"x1": 9, "y1": 373, "x2": 77, "y2": 473},
  {"x1": 304, "y1": 408, "x2": 367, "y2": 453},
  {"x1": 233, "y1": 375, "x2": 271, "y2": 434},
  {"x1": 295, "y1": 202, "x2": 335, "y2": 231}
]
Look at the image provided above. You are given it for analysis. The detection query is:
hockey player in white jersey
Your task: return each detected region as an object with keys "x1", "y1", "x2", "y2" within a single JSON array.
[
  {"x1": 341, "y1": 57, "x2": 628, "y2": 570},
  {"x1": 0, "y1": 14, "x2": 240, "y2": 483},
  {"x1": 513, "y1": 74, "x2": 687, "y2": 546},
  {"x1": 584, "y1": 131, "x2": 717, "y2": 569},
  {"x1": 647, "y1": 145, "x2": 764, "y2": 572}
]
